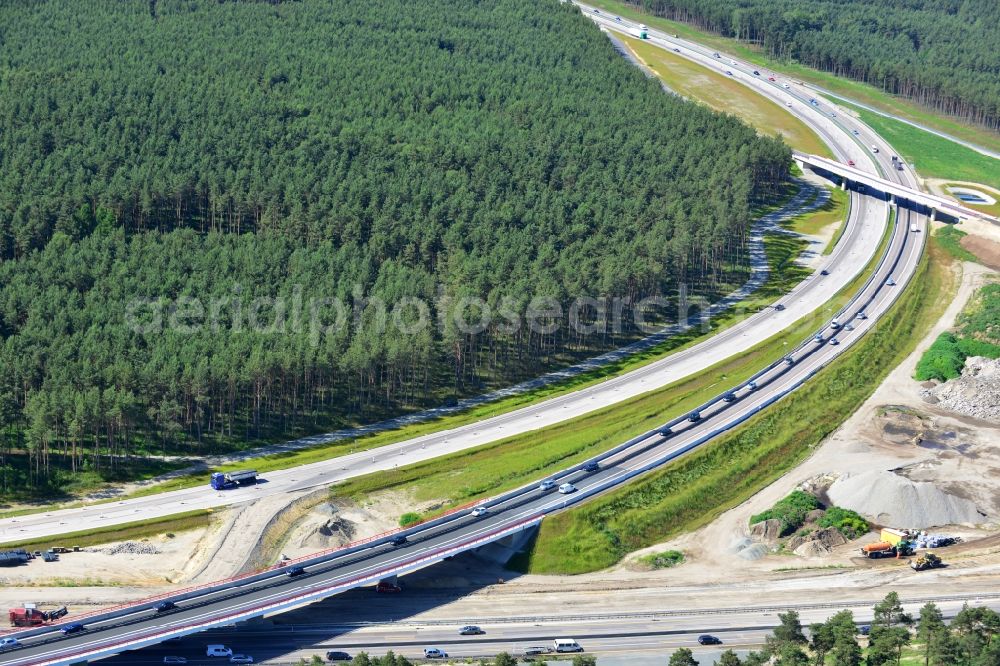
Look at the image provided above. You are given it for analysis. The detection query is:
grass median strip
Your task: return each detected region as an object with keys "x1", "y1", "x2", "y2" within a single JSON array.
[
  {"x1": 0, "y1": 509, "x2": 215, "y2": 553},
  {"x1": 620, "y1": 36, "x2": 831, "y2": 157},
  {"x1": 515, "y1": 229, "x2": 954, "y2": 574}
]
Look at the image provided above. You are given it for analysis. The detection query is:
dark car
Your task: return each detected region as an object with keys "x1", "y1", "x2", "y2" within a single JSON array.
[
  {"x1": 698, "y1": 635, "x2": 722, "y2": 645},
  {"x1": 687, "y1": 411, "x2": 701, "y2": 422},
  {"x1": 62, "y1": 623, "x2": 85, "y2": 635},
  {"x1": 858, "y1": 625, "x2": 871, "y2": 636},
  {"x1": 722, "y1": 392, "x2": 736, "y2": 403},
  {"x1": 784, "y1": 356, "x2": 795, "y2": 366},
  {"x1": 154, "y1": 601, "x2": 177, "y2": 613},
  {"x1": 753, "y1": 70, "x2": 760, "y2": 75},
  {"x1": 820, "y1": 269, "x2": 830, "y2": 276},
  {"x1": 657, "y1": 426, "x2": 672, "y2": 436},
  {"x1": 390, "y1": 535, "x2": 407, "y2": 547},
  {"x1": 286, "y1": 566, "x2": 306, "y2": 577},
  {"x1": 583, "y1": 461, "x2": 600, "y2": 473},
  {"x1": 326, "y1": 652, "x2": 352, "y2": 662},
  {"x1": 774, "y1": 303, "x2": 785, "y2": 311}
]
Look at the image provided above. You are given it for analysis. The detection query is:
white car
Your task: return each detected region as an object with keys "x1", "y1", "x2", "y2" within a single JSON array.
[
  {"x1": 424, "y1": 648, "x2": 448, "y2": 659},
  {"x1": 0, "y1": 638, "x2": 20, "y2": 650},
  {"x1": 539, "y1": 479, "x2": 557, "y2": 491},
  {"x1": 558, "y1": 483, "x2": 577, "y2": 494},
  {"x1": 471, "y1": 506, "x2": 489, "y2": 517},
  {"x1": 230, "y1": 656, "x2": 254, "y2": 664},
  {"x1": 207, "y1": 646, "x2": 232, "y2": 658},
  {"x1": 783, "y1": 83, "x2": 790, "y2": 88},
  {"x1": 786, "y1": 101, "x2": 793, "y2": 107}
]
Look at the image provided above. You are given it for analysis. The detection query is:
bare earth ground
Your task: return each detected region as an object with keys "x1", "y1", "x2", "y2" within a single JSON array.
[{"x1": 4, "y1": 235, "x2": 999, "y2": 620}]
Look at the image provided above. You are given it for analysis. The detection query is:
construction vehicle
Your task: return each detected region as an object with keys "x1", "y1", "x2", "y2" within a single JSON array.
[
  {"x1": 911, "y1": 553, "x2": 943, "y2": 571},
  {"x1": 210, "y1": 469, "x2": 258, "y2": 490},
  {"x1": 860, "y1": 542, "x2": 898, "y2": 558},
  {"x1": 9, "y1": 606, "x2": 68, "y2": 627}
]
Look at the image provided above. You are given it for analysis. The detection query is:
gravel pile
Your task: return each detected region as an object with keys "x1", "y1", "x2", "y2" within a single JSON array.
[
  {"x1": 827, "y1": 470, "x2": 983, "y2": 528},
  {"x1": 101, "y1": 541, "x2": 161, "y2": 556},
  {"x1": 922, "y1": 356, "x2": 1000, "y2": 422}
]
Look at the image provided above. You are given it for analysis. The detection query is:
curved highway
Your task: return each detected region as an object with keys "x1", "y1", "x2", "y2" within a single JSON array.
[
  {"x1": 0, "y1": 30, "x2": 890, "y2": 544},
  {"x1": 0, "y1": 6, "x2": 931, "y2": 665}
]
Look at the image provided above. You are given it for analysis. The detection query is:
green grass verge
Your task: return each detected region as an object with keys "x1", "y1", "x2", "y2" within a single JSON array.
[
  {"x1": 515, "y1": 229, "x2": 954, "y2": 574},
  {"x1": 0, "y1": 509, "x2": 214, "y2": 553},
  {"x1": 620, "y1": 36, "x2": 831, "y2": 157},
  {"x1": 935, "y1": 226, "x2": 978, "y2": 263},
  {"x1": 837, "y1": 104, "x2": 1000, "y2": 193},
  {"x1": 330, "y1": 210, "x2": 892, "y2": 523},
  {"x1": 583, "y1": 0, "x2": 1000, "y2": 156}
]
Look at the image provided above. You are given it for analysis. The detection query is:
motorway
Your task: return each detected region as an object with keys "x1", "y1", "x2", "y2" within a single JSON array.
[
  {"x1": 91, "y1": 594, "x2": 1000, "y2": 664},
  {"x1": 0, "y1": 25, "x2": 891, "y2": 545},
  {"x1": 0, "y1": 6, "x2": 935, "y2": 666}
]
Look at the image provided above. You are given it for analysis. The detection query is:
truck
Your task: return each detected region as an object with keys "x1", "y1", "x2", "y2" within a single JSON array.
[
  {"x1": 9, "y1": 606, "x2": 68, "y2": 627},
  {"x1": 638, "y1": 24, "x2": 648, "y2": 39},
  {"x1": 911, "y1": 553, "x2": 943, "y2": 571},
  {"x1": 859, "y1": 542, "x2": 898, "y2": 559},
  {"x1": 210, "y1": 469, "x2": 258, "y2": 490}
]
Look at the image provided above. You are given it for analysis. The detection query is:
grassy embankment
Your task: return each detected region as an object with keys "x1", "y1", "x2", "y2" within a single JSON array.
[
  {"x1": 621, "y1": 36, "x2": 830, "y2": 158},
  {"x1": 584, "y1": 0, "x2": 1000, "y2": 156},
  {"x1": 330, "y1": 213, "x2": 891, "y2": 515},
  {"x1": 0, "y1": 509, "x2": 214, "y2": 553},
  {"x1": 1, "y1": 188, "x2": 845, "y2": 518},
  {"x1": 515, "y1": 226, "x2": 955, "y2": 574}
]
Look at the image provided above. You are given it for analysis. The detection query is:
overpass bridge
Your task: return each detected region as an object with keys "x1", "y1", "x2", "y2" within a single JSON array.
[{"x1": 795, "y1": 152, "x2": 1000, "y2": 224}]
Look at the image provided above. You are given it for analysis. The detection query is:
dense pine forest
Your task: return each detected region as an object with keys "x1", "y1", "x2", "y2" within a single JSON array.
[
  {"x1": 627, "y1": 0, "x2": 1000, "y2": 131},
  {"x1": 0, "y1": 0, "x2": 790, "y2": 495}
]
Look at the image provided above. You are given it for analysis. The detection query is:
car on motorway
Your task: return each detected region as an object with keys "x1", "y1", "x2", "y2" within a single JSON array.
[
  {"x1": 0, "y1": 638, "x2": 21, "y2": 650},
  {"x1": 784, "y1": 356, "x2": 795, "y2": 366},
  {"x1": 713, "y1": 52, "x2": 720, "y2": 58},
  {"x1": 674, "y1": 48, "x2": 680, "y2": 52},
  {"x1": 593, "y1": 8, "x2": 599, "y2": 12},
  {"x1": 230, "y1": 655, "x2": 254, "y2": 664},
  {"x1": 539, "y1": 479, "x2": 557, "y2": 492},
  {"x1": 553, "y1": 638, "x2": 584, "y2": 653},
  {"x1": 829, "y1": 338, "x2": 839, "y2": 346},
  {"x1": 471, "y1": 506, "x2": 489, "y2": 517},
  {"x1": 326, "y1": 652, "x2": 352, "y2": 662},
  {"x1": 726, "y1": 70, "x2": 733, "y2": 76},
  {"x1": 583, "y1": 461, "x2": 600, "y2": 473},
  {"x1": 746, "y1": 381, "x2": 758, "y2": 392},
  {"x1": 886, "y1": 277, "x2": 896, "y2": 286},
  {"x1": 389, "y1": 535, "x2": 407, "y2": 547},
  {"x1": 774, "y1": 303, "x2": 785, "y2": 311},
  {"x1": 809, "y1": 98, "x2": 818, "y2": 105},
  {"x1": 783, "y1": 83, "x2": 790, "y2": 88},
  {"x1": 424, "y1": 648, "x2": 448, "y2": 659},
  {"x1": 722, "y1": 392, "x2": 736, "y2": 403},
  {"x1": 830, "y1": 319, "x2": 840, "y2": 330},
  {"x1": 558, "y1": 483, "x2": 577, "y2": 494},
  {"x1": 768, "y1": 76, "x2": 776, "y2": 81},
  {"x1": 830, "y1": 112, "x2": 836, "y2": 117},
  {"x1": 753, "y1": 70, "x2": 760, "y2": 75},
  {"x1": 155, "y1": 600, "x2": 177, "y2": 613},
  {"x1": 687, "y1": 411, "x2": 701, "y2": 422},
  {"x1": 614, "y1": 16, "x2": 621, "y2": 21},
  {"x1": 658, "y1": 426, "x2": 672, "y2": 435},
  {"x1": 820, "y1": 269, "x2": 830, "y2": 275},
  {"x1": 871, "y1": 144, "x2": 880, "y2": 153},
  {"x1": 207, "y1": 646, "x2": 233, "y2": 658},
  {"x1": 845, "y1": 323, "x2": 855, "y2": 331},
  {"x1": 731, "y1": 59, "x2": 737, "y2": 65},
  {"x1": 814, "y1": 334, "x2": 824, "y2": 344},
  {"x1": 163, "y1": 658, "x2": 187, "y2": 665},
  {"x1": 459, "y1": 625, "x2": 485, "y2": 635},
  {"x1": 286, "y1": 565, "x2": 306, "y2": 577},
  {"x1": 856, "y1": 311, "x2": 867, "y2": 319},
  {"x1": 847, "y1": 159, "x2": 855, "y2": 166},
  {"x1": 786, "y1": 101, "x2": 793, "y2": 107},
  {"x1": 698, "y1": 635, "x2": 723, "y2": 645},
  {"x1": 62, "y1": 623, "x2": 85, "y2": 634}
]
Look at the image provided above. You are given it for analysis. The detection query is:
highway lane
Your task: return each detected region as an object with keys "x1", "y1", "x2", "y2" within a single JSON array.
[
  {"x1": 0, "y1": 26, "x2": 889, "y2": 543},
  {"x1": 0, "y1": 8, "x2": 929, "y2": 665},
  {"x1": 95, "y1": 595, "x2": 1000, "y2": 664}
]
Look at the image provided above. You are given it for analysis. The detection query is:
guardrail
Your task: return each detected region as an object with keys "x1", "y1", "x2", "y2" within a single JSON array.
[{"x1": 20, "y1": 516, "x2": 544, "y2": 666}]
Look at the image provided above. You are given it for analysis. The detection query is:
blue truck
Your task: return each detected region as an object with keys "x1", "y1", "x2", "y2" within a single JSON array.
[{"x1": 210, "y1": 469, "x2": 258, "y2": 490}]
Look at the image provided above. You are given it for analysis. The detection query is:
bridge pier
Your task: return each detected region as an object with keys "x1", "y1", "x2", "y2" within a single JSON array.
[
  {"x1": 840, "y1": 178, "x2": 847, "y2": 191},
  {"x1": 930, "y1": 208, "x2": 937, "y2": 222}
]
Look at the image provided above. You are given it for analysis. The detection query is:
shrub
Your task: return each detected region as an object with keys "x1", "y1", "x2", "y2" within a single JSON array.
[
  {"x1": 639, "y1": 550, "x2": 685, "y2": 569},
  {"x1": 398, "y1": 512, "x2": 421, "y2": 527},
  {"x1": 750, "y1": 490, "x2": 822, "y2": 536},
  {"x1": 818, "y1": 506, "x2": 869, "y2": 539},
  {"x1": 914, "y1": 332, "x2": 965, "y2": 381}
]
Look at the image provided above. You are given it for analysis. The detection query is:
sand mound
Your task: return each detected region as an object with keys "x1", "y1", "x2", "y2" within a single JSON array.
[{"x1": 827, "y1": 470, "x2": 983, "y2": 528}]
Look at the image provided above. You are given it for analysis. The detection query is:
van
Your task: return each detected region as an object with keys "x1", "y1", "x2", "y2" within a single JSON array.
[
  {"x1": 553, "y1": 638, "x2": 583, "y2": 653},
  {"x1": 206, "y1": 645, "x2": 232, "y2": 658}
]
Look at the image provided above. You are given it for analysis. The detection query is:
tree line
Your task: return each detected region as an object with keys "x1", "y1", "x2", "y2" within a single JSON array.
[
  {"x1": 0, "y1": 0, "x2": 790, "y2": 495},
  {"x1": 626, "y1": 0, "x2": 1000, "y2": 131}
]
